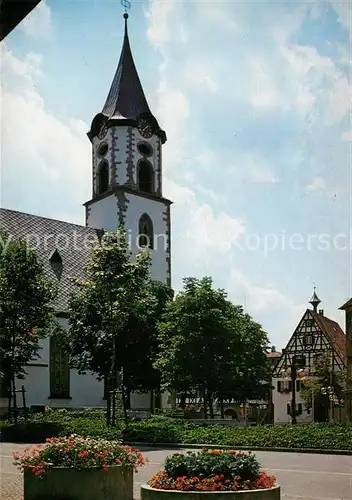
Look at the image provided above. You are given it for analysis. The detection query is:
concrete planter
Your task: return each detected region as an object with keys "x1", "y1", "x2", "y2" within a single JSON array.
[
  {"x1": 24, "y1": 465, "x2": 133, "y2": 500},
  {"x1": 141, "y1": 485, "x2": 281, "y2": 500}
]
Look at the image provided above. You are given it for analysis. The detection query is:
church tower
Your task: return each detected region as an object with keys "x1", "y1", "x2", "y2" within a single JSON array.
[{"x1": 84, "y1": 13, "x2": 171, "y2": 286}]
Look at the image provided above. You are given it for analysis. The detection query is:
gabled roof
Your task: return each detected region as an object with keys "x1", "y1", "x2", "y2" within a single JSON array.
[
  {"x1": 101, "y1": 14, "x2": 151, "y2": 121},
  {"x1": 311, "y1": 311, "x2": 346, "y2": 363},
  {"x1": 339, "y1": 298, "x2": 352, "y2": 310},
  {"x1": 0, "y1": 208, "x2": 101, "y2": 313}
]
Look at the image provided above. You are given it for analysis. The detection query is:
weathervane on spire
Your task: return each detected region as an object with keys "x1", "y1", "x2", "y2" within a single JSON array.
[{"x1": 121, "y1": 0, "x2": 131, "y2": 13}]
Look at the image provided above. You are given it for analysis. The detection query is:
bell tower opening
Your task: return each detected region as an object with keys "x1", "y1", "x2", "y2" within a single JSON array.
[
  {"x1": 97, "y1": 160, "x2": 109, "y2": 195},
  {"x1": 137, "y1": 160, "x2": 153, "y2": 194},
  {"x1": 138, "y1": 213, "x2": 154, "y2": 249}
]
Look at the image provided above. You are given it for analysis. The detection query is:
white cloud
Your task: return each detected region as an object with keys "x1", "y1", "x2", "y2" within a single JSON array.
[
  {"x1": 249, "y1": 60, "x2": 279, "y2": 108},
  {"x1": 330, "y1": 1, "x2": 352, "y2": 38},
  {"x1": 230, "y1": 154, "x2": 279, "y2": 184},
  {"x1": 227, "y1": 268, "x2": 305, "y2": 348},
  {"x1": 145, "y1": 0, "x2": 176, "y2": 47},
  {"x1": 342, "y1": 130, "x2": 352, "y2": 142},
  {"x1": 183, "y1": 65, "x2": 218, "y2": 93},
  {"x1": 304, "y1": 177, "x2": 337, "y2": 199},
  {"x1": 18, "y1": 1, "x2": 52, "y2": 38},
  {"x1": 1, "y1": 44, "x2": 90, "y2": 218}
]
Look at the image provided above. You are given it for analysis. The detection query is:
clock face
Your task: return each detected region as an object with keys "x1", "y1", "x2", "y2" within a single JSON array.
[
  {"x1": 98, "y1": 122, "x2": 108, "y2": 139},
  {"x1": 137, "y1": 117, "x2": 153, "y2": 138}
]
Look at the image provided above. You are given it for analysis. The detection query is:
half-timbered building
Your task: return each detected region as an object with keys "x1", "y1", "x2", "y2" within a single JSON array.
[{"x1": 272, "y1": 290, "x2": 346, "y2": 423}]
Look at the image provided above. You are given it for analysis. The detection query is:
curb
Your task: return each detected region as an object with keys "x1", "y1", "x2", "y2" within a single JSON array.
[{"x1": 124, "y1": 441, "x2": 352, "y2": 456}]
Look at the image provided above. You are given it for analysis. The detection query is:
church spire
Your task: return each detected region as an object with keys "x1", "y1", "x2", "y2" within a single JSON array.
[
  {"x1": 309, "y1": 287, "x2": 321, "y2": 312},
  {"x1": 101, "y1": 13, "x2": 151, "y2": 120},
  {"x1": 88, "y1": 11, "x2": 166, "y2": 143}
]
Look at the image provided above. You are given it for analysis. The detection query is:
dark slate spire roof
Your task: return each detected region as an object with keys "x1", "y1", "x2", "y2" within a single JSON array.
[
  {"x1": 101, "y1": 13, "x2": 151, "y2": 120},
  {"x1": 309, "y1": 287, "x2": 321, "y2": 312}
]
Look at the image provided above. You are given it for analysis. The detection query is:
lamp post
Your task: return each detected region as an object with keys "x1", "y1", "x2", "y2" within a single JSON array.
[{"x1": 280, "y1": 352, "x2": 305, "y2": 424}]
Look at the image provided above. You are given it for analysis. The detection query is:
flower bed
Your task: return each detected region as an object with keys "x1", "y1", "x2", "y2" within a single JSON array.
[
  {"x1": 13, "y1": 434, "x2": 146, "y2": 500},
  {"x1": 141, "y1": 449, "x2": 280, "y2": 499}
]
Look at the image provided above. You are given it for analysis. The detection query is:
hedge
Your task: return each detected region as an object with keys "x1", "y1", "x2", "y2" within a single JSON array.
[
  {"x1": 1, "y1": 412, "x2": 352, "y2": 452},
  {"x1": 122, "y1": 416, "x2": 352, "y2": 451},
  {"x1": 0, "y1": 409, "x2": 123, "y2": 443}
]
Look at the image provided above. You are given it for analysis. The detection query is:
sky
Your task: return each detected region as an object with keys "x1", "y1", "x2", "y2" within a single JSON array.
[{"x1": 1, "y1": 0, "x2": 351, "y2": 350}]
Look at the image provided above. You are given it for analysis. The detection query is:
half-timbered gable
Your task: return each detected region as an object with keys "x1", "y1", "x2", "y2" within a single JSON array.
[{"x1": 272, "y1": 291, "x2": 346, "y2": 424}]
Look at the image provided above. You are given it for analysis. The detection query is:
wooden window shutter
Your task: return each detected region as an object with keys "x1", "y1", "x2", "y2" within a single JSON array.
[{"x1": 296, "y1": 380, "x2": 301, "y2": 391}]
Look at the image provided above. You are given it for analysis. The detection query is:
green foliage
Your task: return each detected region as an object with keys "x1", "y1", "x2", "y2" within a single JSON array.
[
  {"x1": 122, "y1": 416, "x2": 352, "y2": 451},
  {"x1": 2, "y1": 412, "x2": 352, "y2": 451},
  {"x1": 155, "y1": 277, "x2": 271, "y2": 412},
  {"x1": 0, "y1": 409, "x2": 123, "y2": 443},
  {"x1": 59, "y1": 228, "x2": 172, "y2": 412},
  {"x1": 164, "y1": 449, "x2": 260, "y2": 481},
  {"x1": 0, "y1": 233, "x2": 57, "y2": 403},
  {"x1": 300, "y1": 351, "x2": 346, "y2": 412}
]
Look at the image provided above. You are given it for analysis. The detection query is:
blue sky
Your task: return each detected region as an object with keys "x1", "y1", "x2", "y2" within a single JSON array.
[{"x1": 1, "y1": 0, "x2": 351, "y2": 349}]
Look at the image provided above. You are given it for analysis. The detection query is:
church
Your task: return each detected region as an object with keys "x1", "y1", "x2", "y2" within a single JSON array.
[{"x1": 0, "y1": 13, "x2": 172, "y2": 411}]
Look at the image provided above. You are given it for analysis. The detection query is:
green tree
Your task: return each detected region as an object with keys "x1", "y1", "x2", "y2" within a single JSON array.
[
  {"x1": 62, "y1": 228, "x2": 170, "y2": 423},
  {"x1": 123, "y1": 280, "x2": 174, "y2": 410},
  {"x1": 0, "y1": 234, "x2": 57, "y2": 420},
  {"x1": 300, "y1": 351, "x2": 345, "y2": 421},
  {"x1": 155, "y1": 277, "x2": 270, "y2": 418}
]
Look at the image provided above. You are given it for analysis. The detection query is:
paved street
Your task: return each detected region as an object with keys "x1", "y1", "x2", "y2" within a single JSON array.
[{"x1": 1, "y1": 444, "x2": 351, "y2": 499}]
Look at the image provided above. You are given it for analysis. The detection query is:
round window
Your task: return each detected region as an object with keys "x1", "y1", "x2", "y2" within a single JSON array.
[
  {"x1": 137, "y1": 142, "x2": 153, "y2": 157},
  {"x1": 97, "y1": 142, "x2": 108, "y2": 157}
]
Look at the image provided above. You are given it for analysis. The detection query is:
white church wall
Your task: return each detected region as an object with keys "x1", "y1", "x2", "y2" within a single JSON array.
[
  {"x1": 86, "y1": 196, "x2": 119, "y2": 231},
  {"x1": 9, "y1": 317, "x2": 165, "y2": 411},
  {"x1": 125, "y1": 192, "x2": 169, "y2": 284}
]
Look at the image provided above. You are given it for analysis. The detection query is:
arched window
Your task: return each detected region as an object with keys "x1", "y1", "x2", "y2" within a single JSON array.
[
  {"x1": 137, "y1": 160, "x2": 154, "y2": 194},
  {"x1": 138, "y1": 213, "x2": 154, "y2": 250},
  {"x1": 97, "y1": 161, "x2": 109, "y2": 195}
]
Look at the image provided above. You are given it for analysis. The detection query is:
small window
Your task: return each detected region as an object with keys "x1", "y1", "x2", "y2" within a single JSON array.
[
  {"x1": 97, "y1": 142, "x2": 108, "y2": 157},
  {"x1": 137, "y1": 160, "x2": 154, "y2": 194},
  {"x1": 305, "y1": 319, "x2": 314, "y2": 327},
  {"x1": 138, "y1": 213, "x2": 154, "y2": 249},
  {"x1": 137, "y1": 142, "x2": 153, "y2": 157},
  {"x1": 304, "y1": 335, "x2": 313, "y2": 346},
  {"x1": 97, "y1": 161, "x2": 109, "y2": 195}
]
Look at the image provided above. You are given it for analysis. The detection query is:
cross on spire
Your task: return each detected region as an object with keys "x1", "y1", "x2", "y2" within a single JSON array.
[{"x1": 121, "y1": 0, "x2": 131, "y2": 13}]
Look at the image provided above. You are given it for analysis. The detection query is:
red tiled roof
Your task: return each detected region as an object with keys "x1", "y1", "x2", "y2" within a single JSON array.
[
  {"x1": 312, "y1": 312, "x2": 346, "y2": 363},
  {"x1": 266, "y1": 351, "x2": 281, "y2": 358}
]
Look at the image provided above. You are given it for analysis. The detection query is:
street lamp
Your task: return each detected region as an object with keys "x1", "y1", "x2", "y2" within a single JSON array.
[{"x1": 280, "y1": 353, "x2": 305, "y2": 424}]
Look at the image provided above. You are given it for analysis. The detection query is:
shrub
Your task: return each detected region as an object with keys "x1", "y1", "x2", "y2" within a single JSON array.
[
  {"x1": 164, "y1": 449, "x2": 260, "y2": 481},
  {"x1": 0, "y1": 410, "x2": 123, "y2": 443},
  {"x1": 13, "y1": 434, "x2": 146, "y2": 477},
  {"x1": 124, "y1": 417, "x2": 352, "y2": 451},
  {"x1": 148, "y1": 449, "x2": 276, "y2": 491}
]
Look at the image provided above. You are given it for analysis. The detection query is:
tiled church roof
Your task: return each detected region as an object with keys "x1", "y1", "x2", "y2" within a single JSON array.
[
  {"x1": 312, "y1": 311, "x2": 346, "y2": 363},
  {"x1": 0, "y1": 208, "x2": 100, "y2": 313}
]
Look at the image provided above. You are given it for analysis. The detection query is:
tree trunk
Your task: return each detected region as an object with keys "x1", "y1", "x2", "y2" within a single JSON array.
[
  {"x1": 150, "y1": 390, "x2": 154, "y2": 414},
  {"x1": 202, "y1": 386, "x2": 208, "y2": 419},
  {"x1": 124, "y1": 387, "x2": 131, "y2": 410},
  {"x1": 208, "y1": 392, "x2": 214, "y2": 419},
  {"x1": 220, "y1": 397, "x2": 224, "y2": 418},
  {"x1": 106, "y1": 391, "x2": 111, "y2": 426},
  {"x1": 12, "y1": 374, "x2": 17, "y2": 423}
]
